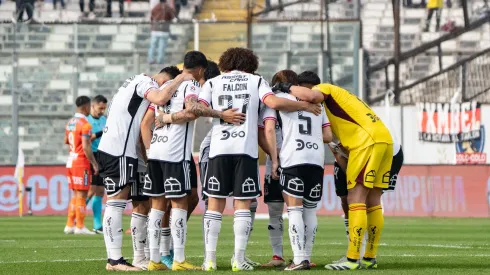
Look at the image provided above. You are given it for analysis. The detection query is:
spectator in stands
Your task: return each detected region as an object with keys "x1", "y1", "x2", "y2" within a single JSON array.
[
  {"x1": 148, "y1": 0, "x2": 175, "y2": 65},
  {"x1": 264, "y1": 0, "x2": 284, "y2": 12},
  {"x1": 53, "y1": 0, "x2": 66, "y2": 10},
  {"x1": 16, "y1": 0, "x2": 35, "y2": 22},
  {"x1": 106, "y1": 0, "x2": 124, "y2": 17},
  {"x1": 423, "y1": 0, "x2": 443, "y2": 32},
  {"x1": 80, "y1": 0, "x2": 96, "y2": 18}
]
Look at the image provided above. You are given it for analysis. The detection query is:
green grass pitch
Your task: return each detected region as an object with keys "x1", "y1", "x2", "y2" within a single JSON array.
[{"x1": 0, "y1": 215, "x2": 489, "y2": 274}]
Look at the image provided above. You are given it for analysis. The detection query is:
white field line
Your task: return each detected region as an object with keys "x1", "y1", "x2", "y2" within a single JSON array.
[{"x1": 2, "y1": 254, "x2": 490, "y2": 264}]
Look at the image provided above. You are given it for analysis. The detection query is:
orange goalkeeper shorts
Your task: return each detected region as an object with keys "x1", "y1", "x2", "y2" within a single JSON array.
[{"x1": 68, "y1": 166, "x2": 92, "y2": 191}]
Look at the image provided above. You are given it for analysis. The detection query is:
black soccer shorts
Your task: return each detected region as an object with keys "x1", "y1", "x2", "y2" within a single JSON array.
[
  {"x1": 279, "y1": 165, "x2": 324, "y2": 203},
  {"x1": 204, "y1": 155, "x2": 260, "y2": 199},
  {"x1": 144, "y1": 160, "x2": 192, "y2": 198},
  {"x1": 129, "y1": 172, "x2": 149, "y2": 202},
  {"x1": 96, "y1": 151, "x2": 138, "y2": 197}
]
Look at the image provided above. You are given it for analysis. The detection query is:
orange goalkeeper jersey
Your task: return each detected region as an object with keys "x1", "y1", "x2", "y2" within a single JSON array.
[
  {"x1": 312, "y1": 83, "x2": 393, "y2": 150},
  {"x1": 65, "y1": 113, "x2": 92, "y2": 168}
]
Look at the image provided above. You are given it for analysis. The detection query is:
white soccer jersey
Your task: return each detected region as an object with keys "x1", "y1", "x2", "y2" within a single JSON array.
[
  {"x1": 198, "y1": 71, "x2": 273, "y2": 159},
  {"x1": 270, "y1": 92, "x2": 329, "y2": 169},
  {"x1": 148, "y1": 80, "x2": 200, "y2": 162},
  {"x1": 258, "y1": 106, "x2": 283, "y2": 177},
  {"x1": 98, "y1": 74, "x2": 158, "y2": 159}
]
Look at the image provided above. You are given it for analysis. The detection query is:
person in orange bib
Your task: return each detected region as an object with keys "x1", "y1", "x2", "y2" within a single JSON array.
[{"x1": 64, "y1": 96, "x2": 99, "y2": 235}]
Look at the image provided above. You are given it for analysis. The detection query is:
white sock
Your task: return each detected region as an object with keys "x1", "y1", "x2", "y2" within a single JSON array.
[
  {"x1": 160, "y1": 227, "x2": 171, "y2": 257},
  {"x1": 103, "y1": 200, "x2": 126, "y2": 260},
  {"x1": 287, "y1": 206, "x2": 305, "y2": 265},
  {"x1": 303, "y1": 206, "x2": 317, "y2": 262},
  {"x1": 234, "y1": 210, "x2": 251, "y2": 264},
  {"x1": 145, "y1": 210, "x2": 150, "y2": 259},
  {"x1": 267, "y1": 202, "x2": 284, "y2": 258},
  {"x1": 148, "y1": 208, "x2": 164, "y2": 263},
  {"x1": 360, "y1": 230, "x2": 368, "y2": 258},
  {"x1": 203, "y1": 210, "x2": 222, "y2": 263},
  {"x1": 171, "y1": 208, "x2": 188, "y2": 263},
  {"x1": 131, "y1": 212, "x2": 148, "y2": 262}
]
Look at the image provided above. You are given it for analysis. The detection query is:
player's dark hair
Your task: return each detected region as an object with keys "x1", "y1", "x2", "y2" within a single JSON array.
[
  {"x1": 76, "y1": 96, "x2": 91, "y2": 107},
  {"x1": 160, "y1": 66, "x2": 181, "y2": 79},
  {"x1": 204, "y1": 61, "x2": 220, "y2": 81},
  {"x1": 271, "y1": 70, "x2": 298, "y2": 86},
  {"x1": 298, "y1": 71, "x2": 321, "y2": 86},
  {"x1": 218, "y1": 47, "x2": 258, "y2": 74},
  {"x1": 183, "y1": 51, "x2": 208, "y2": 69},
  {"x1": 92, "y1": 95, "x2": 108, "y2": 104}
]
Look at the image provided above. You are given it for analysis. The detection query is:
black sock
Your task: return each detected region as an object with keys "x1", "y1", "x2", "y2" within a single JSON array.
[
  {"x1": 347, "y1": 257, "x2": 358, "y2": 263},
  {"x1": 363, "y1": 257, "x2": 374, "y2": 261}
]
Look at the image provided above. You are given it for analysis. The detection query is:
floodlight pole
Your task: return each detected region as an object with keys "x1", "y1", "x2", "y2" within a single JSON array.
[
  {"x1": 392, "y1": 0, "x2": 401, "y2": 104},
  {"x1": 12, "y1": 23, "x2": 19, "y2": 165}
]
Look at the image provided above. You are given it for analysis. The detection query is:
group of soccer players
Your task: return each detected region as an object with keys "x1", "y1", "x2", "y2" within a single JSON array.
[{"x1": 63, "y1": 47, "x2": 403, "y2": 271}]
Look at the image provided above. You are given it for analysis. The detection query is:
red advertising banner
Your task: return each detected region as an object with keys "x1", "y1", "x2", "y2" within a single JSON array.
[{"x1": 1, "y1": 165, "x2": 489, "y2": 217}]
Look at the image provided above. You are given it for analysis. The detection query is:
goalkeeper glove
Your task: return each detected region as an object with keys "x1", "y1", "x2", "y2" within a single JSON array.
[{"x1": 271, "y1": 82, "x2": 293, "y2": 94}]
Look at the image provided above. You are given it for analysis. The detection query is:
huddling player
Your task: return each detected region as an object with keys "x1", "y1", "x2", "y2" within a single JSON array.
[{"x1": 261, "y1": 70, "x2": 333, "y2": 270}]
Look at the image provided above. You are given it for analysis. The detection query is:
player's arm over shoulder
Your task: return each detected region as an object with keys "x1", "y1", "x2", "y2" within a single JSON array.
[{"x1": 312, "y1": 83, "x2": 336, "y2": 100}]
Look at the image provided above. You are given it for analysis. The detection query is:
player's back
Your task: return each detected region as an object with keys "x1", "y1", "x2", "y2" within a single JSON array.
[
  {"x1": 275, "y1": 93, "x2": 326, "y2": 168},
  {"x1": 313, "y1": 83, "x2": 392, "y2": 150},
  {"x1": 98, "y1": 73, "x2": 157, "y2": 159},
  {"x1": 202, "y1": 71, "x2": 266, "y2": 159},
  {"x1": 148, "y1": 79, "x2": 200, "y2": 162},
  {"x1": 65, "y1": 114, "x2": 91, "y2": 167}
]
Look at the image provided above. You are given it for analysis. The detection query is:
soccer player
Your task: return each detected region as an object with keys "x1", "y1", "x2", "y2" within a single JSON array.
[
  {"x1": 195, "y1": 62, "x2": 261, "y2": 268},
  {"x1": 265, "y1": 73, "x2": 332, "y2": 271},
  {"x1": 97, "y1": 68, "x2": 201, "y2": 271},
  {"x1": 142, "y1": 51, "x2": 209, "y2": 271},
  {"x1": 192, "y1": 47, "x2": 321, "y2": 271},
  {"x1": 276, "y1": 76, "x2": 394, "y2": 270},
  {"x1": 86, "y1": 95, "x2": 108, "y2": 234},
  {"x1": 140, "y1": 65, "x2": 181, "y2": 269},
  {"x1": 63, "y1": 96, "x2": 98, "y2": 235},
  {"x1": 297, "y1": 71, "x2": 404, "y2": 266},
  {"x1": 128, "y1": 135, "x2": 152, "y2": 270}
]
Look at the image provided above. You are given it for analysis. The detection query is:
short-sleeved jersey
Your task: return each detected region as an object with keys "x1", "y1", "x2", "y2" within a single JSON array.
[
  {"x1": 269, "y1": 93, "x2": 329, "y2": 169},
  {"x1": 87, "y1": 115, "x2": 106, "y2": 152},
  {"x1": 65, "y1": 113, "x2": 92, "y2": 168},
  {"x1": 313, "y1": 83, "x2": 393, "y2": 150},
  {"x1": 148, "y1": 79, "x2": 200, "y2": 162},
  {"x1": 98, "y1": 73, "x2": 159, "y2": 159},
  {"x1": 258, "y1": 105, "x2": 283, "y2": 149},
  {"x1": 198, "y1": 71, "x2": 273, "y2": 159}
]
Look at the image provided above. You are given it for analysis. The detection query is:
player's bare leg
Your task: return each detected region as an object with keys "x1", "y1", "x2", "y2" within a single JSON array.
[
  {"x1": 187, "y1": 188, "x2": 199, "y2": 220},
  {"x1": 203, "y1": 197, "x2": 226, "y2": 271},
  {"x1": 131, "y1": 200, "x2": 150, "y2": 270},
  {"x1": 283, "y1": 194, "x2": 310, "y2": 271},
  {"x1": 104, "y1": 186, "x2": 142, "y2": 271},
  {"x1": 170, "y1": 197, "x2": 200, "y2": 270},
  {"x1": 147, "y1": 196, "x2": 167, "y2": 271},
  {"x1": 74, "y1": 190, "x2": 95, "y2": 235}
]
